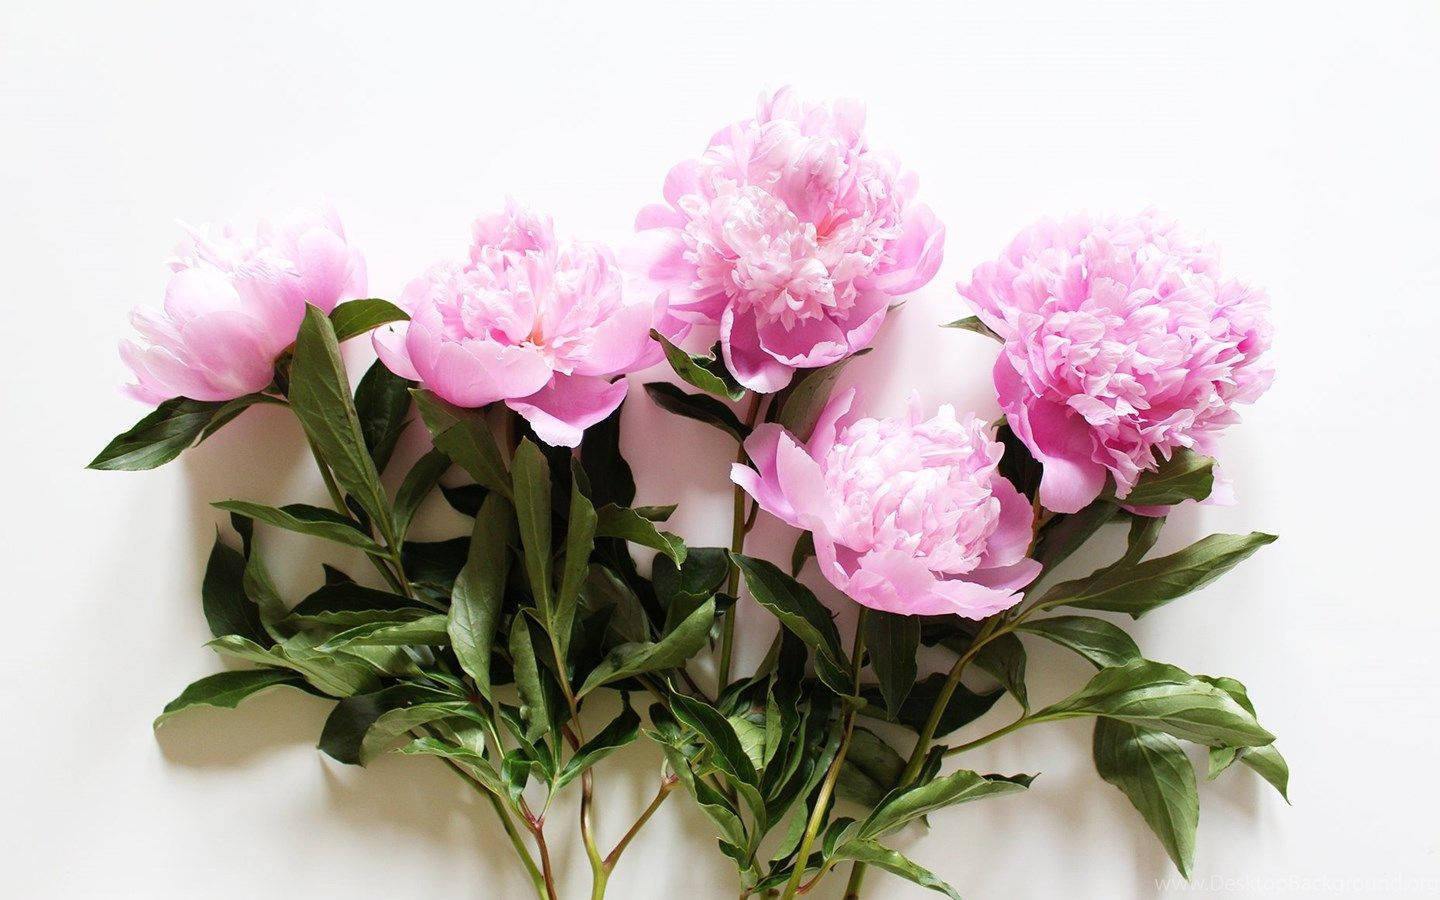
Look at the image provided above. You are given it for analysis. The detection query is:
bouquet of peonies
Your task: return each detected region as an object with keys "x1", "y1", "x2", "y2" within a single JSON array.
[{"x1": 92, "y1": 88, "x2": 1283, "y2": 899}]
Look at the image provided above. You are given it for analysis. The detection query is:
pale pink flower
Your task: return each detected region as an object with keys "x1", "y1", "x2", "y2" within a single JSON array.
[
  {"x1": 959, "y1": 211, "x2": 1274, "y2": 513},
  {"x1": 375, "y1": 202, "x2": 664, "y2": 447},
  {"x1": 121, "y1": 202, "x2": 367, "y2": 404},
  {"x1": 732, "y1": 390, "x2": 1040, "y2": 618},
  {"x1": 627, "y1": 88, "x2": 944, "y2": 392}
]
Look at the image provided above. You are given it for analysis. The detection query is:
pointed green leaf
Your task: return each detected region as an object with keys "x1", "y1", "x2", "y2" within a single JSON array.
[
  {"x1": 651, "y1": 330, "x2": 746, "y2": 401},
  {"x1": 555, "y1": 701, "x2": 641, "y2": 790},
  {"x1": 1041, "y1": 532, "x2": 1278, "y2": 618},
  {"x1": 1032, "y1": 500, "x2": 1121, "y2": 575},
  {"x1": 1094, "y1": 718, "x2": 1198, "y2": 877},
  {"x1": 154, "y1": 669, "x2": 308, "y2": 728},
  {"x1": 353, "y1": 359, "x2": 414, "y2": 472},
  {"x1": 731, "y1": 553, "x2": 851, "y2": 696},
  {"x1": 578, "y1": 598, "x2": 715, "y2": 696},
  {"x1": 393, "y1": 449, "x2": 449, "y2": 540},
  {"x1": 201, "y1": 533, "x2": 267, "y2": 644},
  {"x1": 89, "y1": 397, "x2": 228, "y2": 470},
  {"x1": 211, "y1": 500, "x2": 385, "y2": 555},
  {"x1": 290, "y1": 306, "x2": 396, "y2": 542},
  {"x1": 396, "y1": 737, "x2": 506, "y2": 796},
  {"x1": 769, "y1": 351, "x2": 867, "y2": 442},
  {"x1": 861, "y1": 673, "x2": 1002, "y2": 739},
  {"x1": 942, "y1": 315, "x2": 1001, "y2": 341},
  {"x1": 207, "y1": 635, "x2": 379, "y2": 698},
  {"x1": 595, "y1": 504, "x2": 686, "y2": 565},
  {"x1": 449, "y1": 493, "x2": 515, "y2": 699},
  {"x1": 859, "y1": 768, "x2": 1032, "y2": 840},
  {"x1": 643, "y1": 382, "x2": 750, "y2": 442},
  {"x1": 512, "y1": 440, "x2": 554, "y2": 617},
  {"x1": 556, "y1": 467, "x2": 598, "y2": 653},
  {"x1": 318, "y1": 684, "x2": 458, "y2": 765},
  {"x1": 329, "y1": 298, "x2": 409, "y2": 342},
  {"x1": 1016, "y1": 615, "x2": 1142, "y2": 669},
  {"x1": 412, "y1": 389, "x2": 511, "y2": 498},
  {"x1": 509, "y1": 615, "x2": 554, "y2": 742},
  {"x1": 974, "y1": 632, "x2": 1029, "y2": 710},
  {"x1": 865, "y1": 610, "x2": 920, "y2": 715},
  {"x1": 1032, "y1": 659, "x2": 1273, "y2": 747},
  {"x1": 1120, "y1": 449, "x2": 1215, "y2": 507},
  {"x1": 829, "y1": 840, "x2": 962, "y2": 900}
]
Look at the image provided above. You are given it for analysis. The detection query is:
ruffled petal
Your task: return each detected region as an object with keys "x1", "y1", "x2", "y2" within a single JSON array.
[{"x1": 507, "y1": 374, "x2": 628, "y2": 448}]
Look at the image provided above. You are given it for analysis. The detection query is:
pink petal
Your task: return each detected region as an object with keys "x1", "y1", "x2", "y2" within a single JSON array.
[
  {"x1": 373, "y1": 321, "x2": 421, "y2": 380},
  {"x1": 996, "y1": 356, "x2": 1105, "y2": 514},
  {"x1": 720, "y1": 307, "x2": 794, "y2": 393},
  {"x1": 873, "y1": 204, "x2": 945, "y2": 295},
  {"x1": 980, "y1": 476, "x2": 1035, "y2": 568},
  {"x1": 507, "y1": 374, "x2": 628, "y2": 448}
]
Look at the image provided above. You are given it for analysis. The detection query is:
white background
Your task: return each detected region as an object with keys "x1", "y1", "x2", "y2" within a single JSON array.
[{"x1": 2, "y1": 2, "x2": 1437, "y2": 897}]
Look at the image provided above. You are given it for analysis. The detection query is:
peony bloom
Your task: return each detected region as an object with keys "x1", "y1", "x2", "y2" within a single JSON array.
[
  {"x1": 374, "y1": 202, "x2": 665, "y2": 447},
  {"x1": 732, "y1": 390, "x2": 1040, "y2": 618},
  {"x1": 959, "y1": 211, "x2": 1274, "y2": 514},
  {"x1": 121, "y1": 203, "x2": 367, "y2": 404},
  {"x1": 627, "y1": 87, "x2": 944, "y2": 393}
]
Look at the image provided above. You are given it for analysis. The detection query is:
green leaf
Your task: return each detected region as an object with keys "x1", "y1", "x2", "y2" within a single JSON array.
[
  {"x1": 290, "y1": 306, "x2": 396, "y2": 543},
  {"x1": 1094, "y1": 718, "x2": 1199, "y2": 877},
  {"x1": 287, "y1": 583, "x2": 417, "y2": 625},
  {"x1": 154, "y1": 669, "x2": 307, "y2": 728},
  {"x1": 996, "y1": 421, "x2": 1044, "y2": 502},
  {"x1": 555, "y1": 467, "x2": 598, "y2": 655},
  {"x1": 555, "y1": 701, "x2": 641, "y2": 790},
  {"x1": 211, "y1": 500, "x2": 386, "y2": 555},
  {"x1": 861, "y1": 673, "x2": 1002, "y2": 739},
  {"x1": 329, "y1": 298, "x2": 409, "y2": 342},
  {"x1": 511, "y1": 440, "x2": 554, "y2": 615},
  {"x1": 669, "y1": 692, "x2": 761, "y2": 792},
  {"x1": 731, "y1": 554, "x2": 852, "y2": 696},
  {"x1": 1120, "y1": 449, "x2": 1215, "y2": 507},
  {"x1": 859, "y1": 768, "x2": 1032, "y2": 840},
  {"x1": 643, "y1": 382, "x2": 750, "y2": 442},
  {"x1": 829, "y1": 840, "x2": 962, "y2": 900},
  {"x1": 509, "y1": 615, "x2": 554, "y2": 742},
  {"x1": 89, "y1": 397, "x2": 228, "y2": 470},
  {"x1": 358, "y1": 701, "x2": 474, "y2": 763},
  {"x1": 449, "y1": 493, "x2": 515, "y2": 699},
  {"x1": 412, "y1": 390, "x2": 511, "y2": 498},
  {"x1": 838, "y1": 728, "x2": 907, "y2": 807},
  {"x1": 578, "y1": 598, "x2": 716, "y2": 696},
  {"x1": 1040, "y1": 532, "x2": 1278, "y2": 618},
  {"x1": 396, "y1": 737, "x2": 505, "y2": 796},
  {"x1": 769, "y1": 351, "x2": 867, "y2": 442},
  {"x1": 974, "y1": 632, "x2": 1029, "y2": 710},
  {"x1": 319, "y1": 615, "x2": 449, "y2": 649},
  {"x1": 864, "y1": 611, "x2": 920, "y2": 716},
  {"x1": 1032, "y1": 501, "x2": 1121, "y2": 575},
  {"x1": 655, "y1": 547, "x2": 729, "y2": 628},
  {"x1": 1236, "y1": 744, "x2": 1290, "y2": 802},
  {"x1": 1032, "y1": 659, "x2": 1274, "y2": 747},
  {"x1": 595, "y1": 504, "x2": 686, "y2": 565},
  {"x1": 579, "y1": 404, "x2": 636, "y2": 508},
  {"x1": 353, "y1": 359, "x2": 414, "y2": 472},
  {"x1": 207, "y1": 635, "x2": 379, "y2": 698},
  {"x1": 394, "y1": 449, "x2": 449, "y2": 539},
  {"x1": 199, "y1": 392, "x2": 284, "y2": 443},
  {"x1": 1016, "y1": 615, "x2": 1142, "y2": 669},
  {"x1": 790, "y1": 532, "x2": 815, "y2": 577},
  {"x1": 317, "y1": 683, "x2": 458, "y2": 765},
  {"x1": 201, "y1": 533, "x2": 267, "y2": 644},
  {"x1": 652, "y1": 330, "x2": 746, "y2": 401},
  {"x1": 942, "y1": 315, "x2": 1002, "y2": 341}
]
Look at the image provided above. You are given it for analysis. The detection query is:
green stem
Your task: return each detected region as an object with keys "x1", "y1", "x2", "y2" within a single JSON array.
[
  {"x1": 439, "y1": 755, "x2": 547, "y2": 900},
  {"x1": 945, "y1": 716, "x2": 1031, "y2": 756},
  {"x1": 841, "y1": 862, "x2": 866, "y2": 899},
  {"x1": 780, "y1": 608, "x2": 868, "y2": 900},
  {"x1": 301, "y1": 436, "x2": 410, "y2": 595},
  {"x1": 719, "y1": 392, "x2": 765, "y2": 689},
  {"x1": 603, "y1": 777, "x2": 677, "y2": 871}
]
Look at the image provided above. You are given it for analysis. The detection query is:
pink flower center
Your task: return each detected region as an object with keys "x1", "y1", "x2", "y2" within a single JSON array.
[{"x1": 820, "y1": 410, "x2": 1004, "y2": 574}]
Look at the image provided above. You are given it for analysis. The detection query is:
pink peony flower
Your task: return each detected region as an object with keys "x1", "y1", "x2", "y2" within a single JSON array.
[
  {"x1": 732, "y1": 390, "x2": 1040, "y2": 618},
  {"x1": 959, "y1": 211, "x2": 1274, "y2": 514},
  {"x1": 626, "y1": 88, "x2": 944, "y2": 393},
  {"x1": 374, "y1": 202, "x2": 665, "y2": 447},
  {"x1": 121, "y1": 203, "x2": 367, "y2": 404}
]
